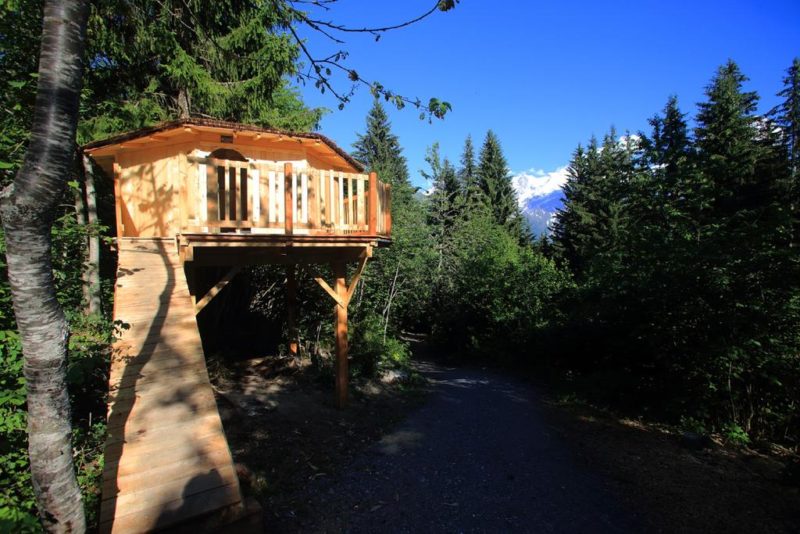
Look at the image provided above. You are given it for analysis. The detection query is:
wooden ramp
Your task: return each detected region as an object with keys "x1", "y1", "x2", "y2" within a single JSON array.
[{"x1": 101, "y1": 239, "x2": 258, "y2": 533}]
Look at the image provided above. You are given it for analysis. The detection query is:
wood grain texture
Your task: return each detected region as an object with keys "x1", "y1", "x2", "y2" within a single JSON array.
[{"x1": 101, "y1": 239, "x2": 246, "y2": 534}]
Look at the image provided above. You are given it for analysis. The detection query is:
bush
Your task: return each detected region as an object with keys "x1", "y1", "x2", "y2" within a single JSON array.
[
  {"x1": 0, "y1": 313, "x2": 112, "y2": 532},
  {"x1": 350, "y1": 313, "x2": 411, "y2": 378}
]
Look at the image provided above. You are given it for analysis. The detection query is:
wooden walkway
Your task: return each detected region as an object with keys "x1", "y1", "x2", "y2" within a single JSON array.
[{"x1": 101, "y1": 239, "x2": 257, "y2": 533}]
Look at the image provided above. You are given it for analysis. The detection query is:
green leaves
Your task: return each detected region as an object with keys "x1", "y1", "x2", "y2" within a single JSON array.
[
  {"x1": 427, "y1": 97, "x2": 452, "y2": 120},
  {"x1": 437, "y1": 0, "x2": 460, "y2": 12},
  {"x1": 550, "y1": 61, "x2": 800, "y2": 442}
]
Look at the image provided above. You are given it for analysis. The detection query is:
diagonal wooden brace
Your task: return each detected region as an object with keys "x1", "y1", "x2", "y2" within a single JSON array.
[
  {"x1": 313, "y1": 250, "x2": 369, "y2": 309},
  {"x1": 195, "y1": 266, "x2": 241, "y2": 314}
]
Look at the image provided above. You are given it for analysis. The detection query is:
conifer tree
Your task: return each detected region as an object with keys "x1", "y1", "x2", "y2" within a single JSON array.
[
  {"x1": 552, "y1": 137, "x2": 605, "y2": 275},
  {"x1": 772, "y1": 58, "x2": 800, "y2": 179},
  {"x1": 476, "y1": 130, "x2": 524, "y2": 238},
  {"x1": 352, "y1": 99, "x2": 411, "y2": 191},
  {"x1": 695, "y1": 61, "x2": 764, "y2": 211},
  {"x1": 78, "y1": 0, "x2": 324, "y2": 140},
  {"x1": 351, "y1": 99, "x2": 435, "y2": 332},
  {"x1": 639, "y1": 96, "x2": 691, "y2": 193},
  {"x1": 772, "y1": 58, "x2": 800, "y2": 244},
  {"x1": 458, "y1": 135, "x2": 478, "y2": 207},
  {"x1": 686, "y1": 61, "x2": 794, "y2": 431},
  {"x1": 423, "y1": 143, "x2": 460, "y2": 230}
]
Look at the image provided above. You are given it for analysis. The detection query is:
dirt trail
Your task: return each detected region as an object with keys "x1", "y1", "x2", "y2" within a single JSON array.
[
  {"x1": 220, "y1": 356, "x2": 799, "y2": 533},
  {"x1": 294, "y1": 361, "x2": 642, "y2": 533}
]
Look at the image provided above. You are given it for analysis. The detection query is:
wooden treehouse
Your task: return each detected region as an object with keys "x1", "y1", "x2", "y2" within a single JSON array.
[{"x1": 83, "y1": 118, "x2": 392, "y2": 533}]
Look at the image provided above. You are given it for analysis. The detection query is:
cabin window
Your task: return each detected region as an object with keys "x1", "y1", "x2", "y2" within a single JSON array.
[{"x1": 208, "y1": 148, "x2": 247, "y2": 162}]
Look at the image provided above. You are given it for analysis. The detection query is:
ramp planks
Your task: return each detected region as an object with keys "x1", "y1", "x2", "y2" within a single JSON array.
[{"x1": 101, "y1": 239, "x2": 249, "y2": 533}]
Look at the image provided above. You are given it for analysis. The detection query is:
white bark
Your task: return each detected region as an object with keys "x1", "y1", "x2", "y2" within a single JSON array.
[{"x1": 0, "y1": 1, "x2": 89, "y2": 531}]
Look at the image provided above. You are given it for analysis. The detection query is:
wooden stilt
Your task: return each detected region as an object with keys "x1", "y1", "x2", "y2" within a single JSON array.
[
  {"x1": 333, "y1": 262, "x2": 348, "y2": 409},
  {"x1": 286, "y1": 265, "x2": 298, "y2": 356}
]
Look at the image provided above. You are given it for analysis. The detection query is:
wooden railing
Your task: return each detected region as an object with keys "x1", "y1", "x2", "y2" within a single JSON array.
[{"x1": 183, "y1": 158, "x2": 391, "y2": 237}]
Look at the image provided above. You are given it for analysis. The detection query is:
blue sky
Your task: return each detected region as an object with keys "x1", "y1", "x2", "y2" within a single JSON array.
[{"x1": 296, "y1": 1, "x2": 800, "y2": 188}]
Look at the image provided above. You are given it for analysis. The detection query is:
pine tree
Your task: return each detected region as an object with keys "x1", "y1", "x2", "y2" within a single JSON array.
[
  {"x1": 423, "y1": 143, "x2": 459, "y2": 230},
  {"x1": 694, "y1": 61, "x2": 765, "y2": 211},
  {"x1": 476, "y1": 130, "x2": 524, "y2": 238},
  {"x1": 552, "y1": 134, "x2": 627, "y2": 276},
  {"x1": 687, "y1": 61, "x2": 795, "y2": 431},
  {"x1": 772, "y1": 58, "x2": 800, "y2": 179},
  {"x1": 78, "y1": 0, "x2": 324, "y2": 141},
  {"x1": 639, "y1": 96, "x2": 691, "y2": 192},
  {"x1": 772, "y1": 58, "x2": 800, "y2": 244},
  {"x1": 458, "y1": 135, "x2": 478, "y2": 203},
  {"x1": 352, "y1": 99, "x2": 411, "y2": 192},
  {"x1": 351, "y1": 99, "x2": 435, "y2": 333}
]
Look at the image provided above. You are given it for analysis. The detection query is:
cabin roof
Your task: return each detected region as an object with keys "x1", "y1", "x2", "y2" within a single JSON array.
[{"x1": 82, "y1": 117, "x2": 365, "y2": 172}]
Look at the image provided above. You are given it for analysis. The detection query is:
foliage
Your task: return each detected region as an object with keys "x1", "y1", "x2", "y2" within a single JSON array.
[
  {"x1": 432, "y1": 206, "x2": 571, "y2": 358},
  {"x1": 349, "y1": 313, "x2": 411, "y2": 377},
  {"x1": 476, "y1": 130, "x2": 525, "y2": 239},
  {"x1": 550, "y1": 59, "x2": 800, "y2": 442},
  {"x1": 76, "y1": 0, "x2": 326, "y2": 142},
  {"x1": 0, "y1": 313, "x2": 111, "y2": 532}
]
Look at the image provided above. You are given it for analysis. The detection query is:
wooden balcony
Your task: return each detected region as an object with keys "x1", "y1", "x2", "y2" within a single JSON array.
[{"x1": 177, "y1": 157, "x2": 392, "y2": 266}]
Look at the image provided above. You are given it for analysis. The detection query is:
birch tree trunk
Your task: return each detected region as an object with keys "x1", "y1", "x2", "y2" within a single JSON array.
[
  {"x1": 82, "y1": 153, "x2": 102, "y2": 315},
  {"x1": 0, "y1": 1, "x2": 89, "y2": 531},
  {"x1": 73, "y1": 159, "x2": 90, "y2": 309}
]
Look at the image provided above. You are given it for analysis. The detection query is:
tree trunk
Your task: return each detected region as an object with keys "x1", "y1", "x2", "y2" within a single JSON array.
[
  {"x1": 0, "y1": 1, "x2": 89, "y2": 532},
  {"x1": 73, "y1": 158, "x2": 90, "y2": 309},
  {"x1": 177, "y1": 87, "x2": 191, "y2": 118},
  {"x1": 82, "y1": 153, "x2": 102, "y2": 315}
]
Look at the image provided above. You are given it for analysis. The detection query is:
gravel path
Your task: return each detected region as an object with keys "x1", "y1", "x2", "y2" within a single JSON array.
[{"x1": 300, "y1": 361, "x2": 643, "y2": 533}]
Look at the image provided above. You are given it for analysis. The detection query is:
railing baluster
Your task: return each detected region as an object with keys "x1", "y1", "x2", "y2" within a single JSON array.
[
  {"x1": 301, "y1": 172, "x2": 309, "y2": 224},
  {"x1": 347, "y1": 175, "x2": 353, "y2": 229},
  {"x1": 338, "y1": 172, "x2": 345, "y2": 229},
  {"x1": 357, "y1": 176, "x2": 365, "y2": 228},
  {"x1": 240, "y1": 165, "x2": 249, "y2": 224},
  {"x1": 206, "y1": 164, "x2": 218, "y2": 225},
  {"x1": 291, "y1": 166, "x2": 297, "y2": 224},
  {"x1": 278, "y1": 169, "x2": 285, "y2": 225},
  {"x1": 310, "y1": 170, "x2": 319, "y2": 229},
  {"x1": 329, "y1": 169, "x2": 336, "y2": 230},
  {"x1": 192, "y1": 158, "x2": 389, "y2": 236},
  {"x1": 251, "y1": 166, "x2": 260, "y2": 224}
]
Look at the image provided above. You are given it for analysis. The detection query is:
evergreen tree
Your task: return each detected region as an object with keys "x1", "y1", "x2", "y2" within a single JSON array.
[
  {"x1": 458, "y1": 134, "x2": 478, "y2": 206},
  {"x1": 352, "y1": 99, "x2": 411, "y2": 192},
  {"x1": 552, "y1": 136, "x2": 607, "y2": 276},
  {"x1": 772, "y1": 58, "x2": 800, "y2": 179},
  {"x1": 476, "y1": 130, "x2": 524, "y2": 238},
  {"x1": 77, "y1": 0, "x2": 324, "y2": 141},
  {"x1": 772, "y1": 58, "x2": 800, "y2": 245},
  {"x1": 639, "y1": 96, "x2": 691, "y2": 192},
  {"x1": 351, "y1": 99, "x2": 435, "y2": 333},
  {"x1": 694, "y1": 61, "x2": 764, "y2": 210},
  {"x1": 423, "y1": 143, "x2": 460, "y2": 230}
]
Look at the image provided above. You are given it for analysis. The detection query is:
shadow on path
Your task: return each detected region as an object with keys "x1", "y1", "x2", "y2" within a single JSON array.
[{"x1": 299, "y1": 360, "x2": 644, "y2": 533}]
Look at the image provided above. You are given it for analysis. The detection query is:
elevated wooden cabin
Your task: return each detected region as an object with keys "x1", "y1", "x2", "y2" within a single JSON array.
[{"x1": 84, "y1": 119, "x2": 391, "y2": 533}]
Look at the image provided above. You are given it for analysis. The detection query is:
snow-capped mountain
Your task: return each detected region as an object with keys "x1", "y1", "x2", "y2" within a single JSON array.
[{"x1": 512, "y1": 167, "x2": 568, "y2": 236}]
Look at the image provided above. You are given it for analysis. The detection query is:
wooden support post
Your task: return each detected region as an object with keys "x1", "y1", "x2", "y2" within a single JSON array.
[
  {"x1": 368, "y1": 171, "x2": 378, "y2": 235},
  {"x1": 284, "y1": 162, "x2": 293, "y2": 235},
  {"x1": 286, "y1": 265, "x2": 298, "y2": 356},
  {"x1": 333, "y1": 262, "x2": 348, "y2": 409}
]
